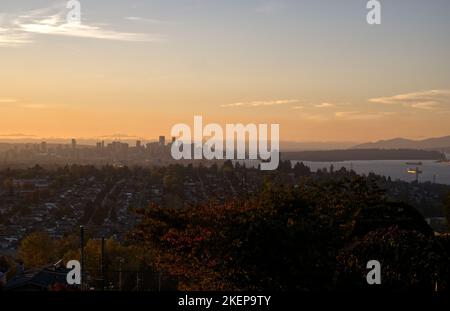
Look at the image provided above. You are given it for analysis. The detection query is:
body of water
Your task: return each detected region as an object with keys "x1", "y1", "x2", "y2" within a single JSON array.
[
  {"x1": 294, "y1": 160, "x2": 450, "y2": 185},
  {"x1": 235, "y1": 159, "x2": 450, "y2": 185}
]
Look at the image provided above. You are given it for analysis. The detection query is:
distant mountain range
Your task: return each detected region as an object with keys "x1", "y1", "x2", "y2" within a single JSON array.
[
  {"x1": 282, "y1": 149, "x2": 445, "y2": 162},
  {"x1": 280, "y1": 141, "x2": 356, "y2": 151},
  {"x1": 354, "y1": 136, "x2": 450, "y2": 151}
]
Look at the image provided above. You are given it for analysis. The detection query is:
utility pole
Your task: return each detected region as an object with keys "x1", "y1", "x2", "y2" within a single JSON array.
[
  {"x1": 136, "y1": 271, "x2": 140, "y2": 291},
  {"x1": 101, "y1": 236, "x2": 105, "y2": 291},
  {"x1": 407, "y1": 167, "x2": 422, "y2": 183},
  {"x1": 80, "y1": 225, "x2": 85, "y2": 291},
  {"x1": 119, "y1": 258, "x2": 123, "y2": 291},
  {"x1": 415, "y1": 167, "x2": 422, "y2": 183}
]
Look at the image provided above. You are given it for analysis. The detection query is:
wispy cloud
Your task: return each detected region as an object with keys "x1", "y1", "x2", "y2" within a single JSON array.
[
  {"x1": 0, "y1": 28, "x2": 32, "y2": 47},
  {"x1": 0, "y1": 98, "x2": 18, "y2": 103},
  {"x1": 0, "y1": 133, "x2": 36, "y2": 138},
  {"x1": 291, "y1": 105, "x2": 305, "y2": 110},
  {"x1": 0, "y1": 99, "x2": 65, "y2": 109},
  {"x1": 0, "y1": 4, "x2": 163, "y2": 47},
  {"x1": 410, "y1": 102, "x2": 443, "y2": 110},
  {"x1": 19, "y1": 103, "x2": 57, "y2": 109},
  {"x1": 335, "y1": 111, "x2": 388, "y2": 121},
  {"x1": 301, "y1": 114, "x2": 330, "y2": 121},
  {"x1": 221, "y1": 99, "x2": 299, "y2": 108},
  {"x1": 314, "y1": 102, "x2": 335, "y2": 108},
  {"x1": 125, "y1": 17, "x2": 171, "y2": 25},
  {"x1": 99, "y1": 133, "x2": 139, "y2": 139},
  {"x1": 369, "y1": 90, "x2": 450, "y2": 110}
]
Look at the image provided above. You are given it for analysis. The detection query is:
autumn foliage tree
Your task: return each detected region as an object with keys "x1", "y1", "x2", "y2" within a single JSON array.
[
  {"x1": 130, "y1": 176, "x2": 449, "y2": 291},
  {"x1": 18, "y1": 232, "x2": 57, "y2": 268}
]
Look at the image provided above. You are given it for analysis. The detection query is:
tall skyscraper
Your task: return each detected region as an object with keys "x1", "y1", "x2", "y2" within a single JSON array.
[
  {"x1": 136, "y1": 140, "x2": 141, "y2": 148},
  {"x1": 71, "y1": 139, "x2": 77, "y2": 149}
]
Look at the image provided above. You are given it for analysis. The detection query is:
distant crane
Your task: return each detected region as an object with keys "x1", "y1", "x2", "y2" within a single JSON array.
[{"x1": 407, "y1": 167, "x2": 423, "y2": 183}]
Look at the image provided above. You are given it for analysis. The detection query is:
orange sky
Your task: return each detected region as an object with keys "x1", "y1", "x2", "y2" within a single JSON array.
[{"x1": 1, "y1": 1, "x2": 450, "y2": 142}]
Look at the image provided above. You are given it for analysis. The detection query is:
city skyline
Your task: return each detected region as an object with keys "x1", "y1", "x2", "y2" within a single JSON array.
[{"x1": 1, "y1": 0, "x2": 450, "y2": 142}]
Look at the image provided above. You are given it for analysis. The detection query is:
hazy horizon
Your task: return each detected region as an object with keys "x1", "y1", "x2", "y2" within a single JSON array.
[
  {"x1": 2, "y1": 134, "x2": 450, "y2": 152},
  {"x1": 1, "y1": 134, "x2": 450, "y2": 144}
]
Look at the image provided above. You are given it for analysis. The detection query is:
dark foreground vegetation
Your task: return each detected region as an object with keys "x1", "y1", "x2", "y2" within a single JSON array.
[
  {"x1": 131, "y1": 176, "x2": 450, "y2": 291},
  {"x1": 1, "y1": 162, "x2": 449, "y2": 291}
]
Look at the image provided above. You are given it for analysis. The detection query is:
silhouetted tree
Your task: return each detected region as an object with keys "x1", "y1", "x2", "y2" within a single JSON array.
[{"x1": 336, "y1": 226, "x2": 449, "y2": 291}]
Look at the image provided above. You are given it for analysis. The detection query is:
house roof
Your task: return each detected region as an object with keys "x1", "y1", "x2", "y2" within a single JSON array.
[{"x1": 4, "y1": 265, "x2": 70, "y2": 291}]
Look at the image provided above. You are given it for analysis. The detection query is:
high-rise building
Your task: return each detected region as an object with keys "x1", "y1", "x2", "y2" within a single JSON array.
[
  {"x1": 41, "y1": 141, "x2": 47, "y2": 153},
  {"x1": 136, "y1": 140, "x2": 141, "y2": 148},
  {"x1": 71, "y1": 139, "x2": 77, "y2": 149},
  {"x1": 159, "y1": 136, "x2": 166, "y2": 146}
]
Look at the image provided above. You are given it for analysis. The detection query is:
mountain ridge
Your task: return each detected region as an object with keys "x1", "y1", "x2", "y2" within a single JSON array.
[{"x1": 354, "y1": 135, "x2": 450, "y2": 150}]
